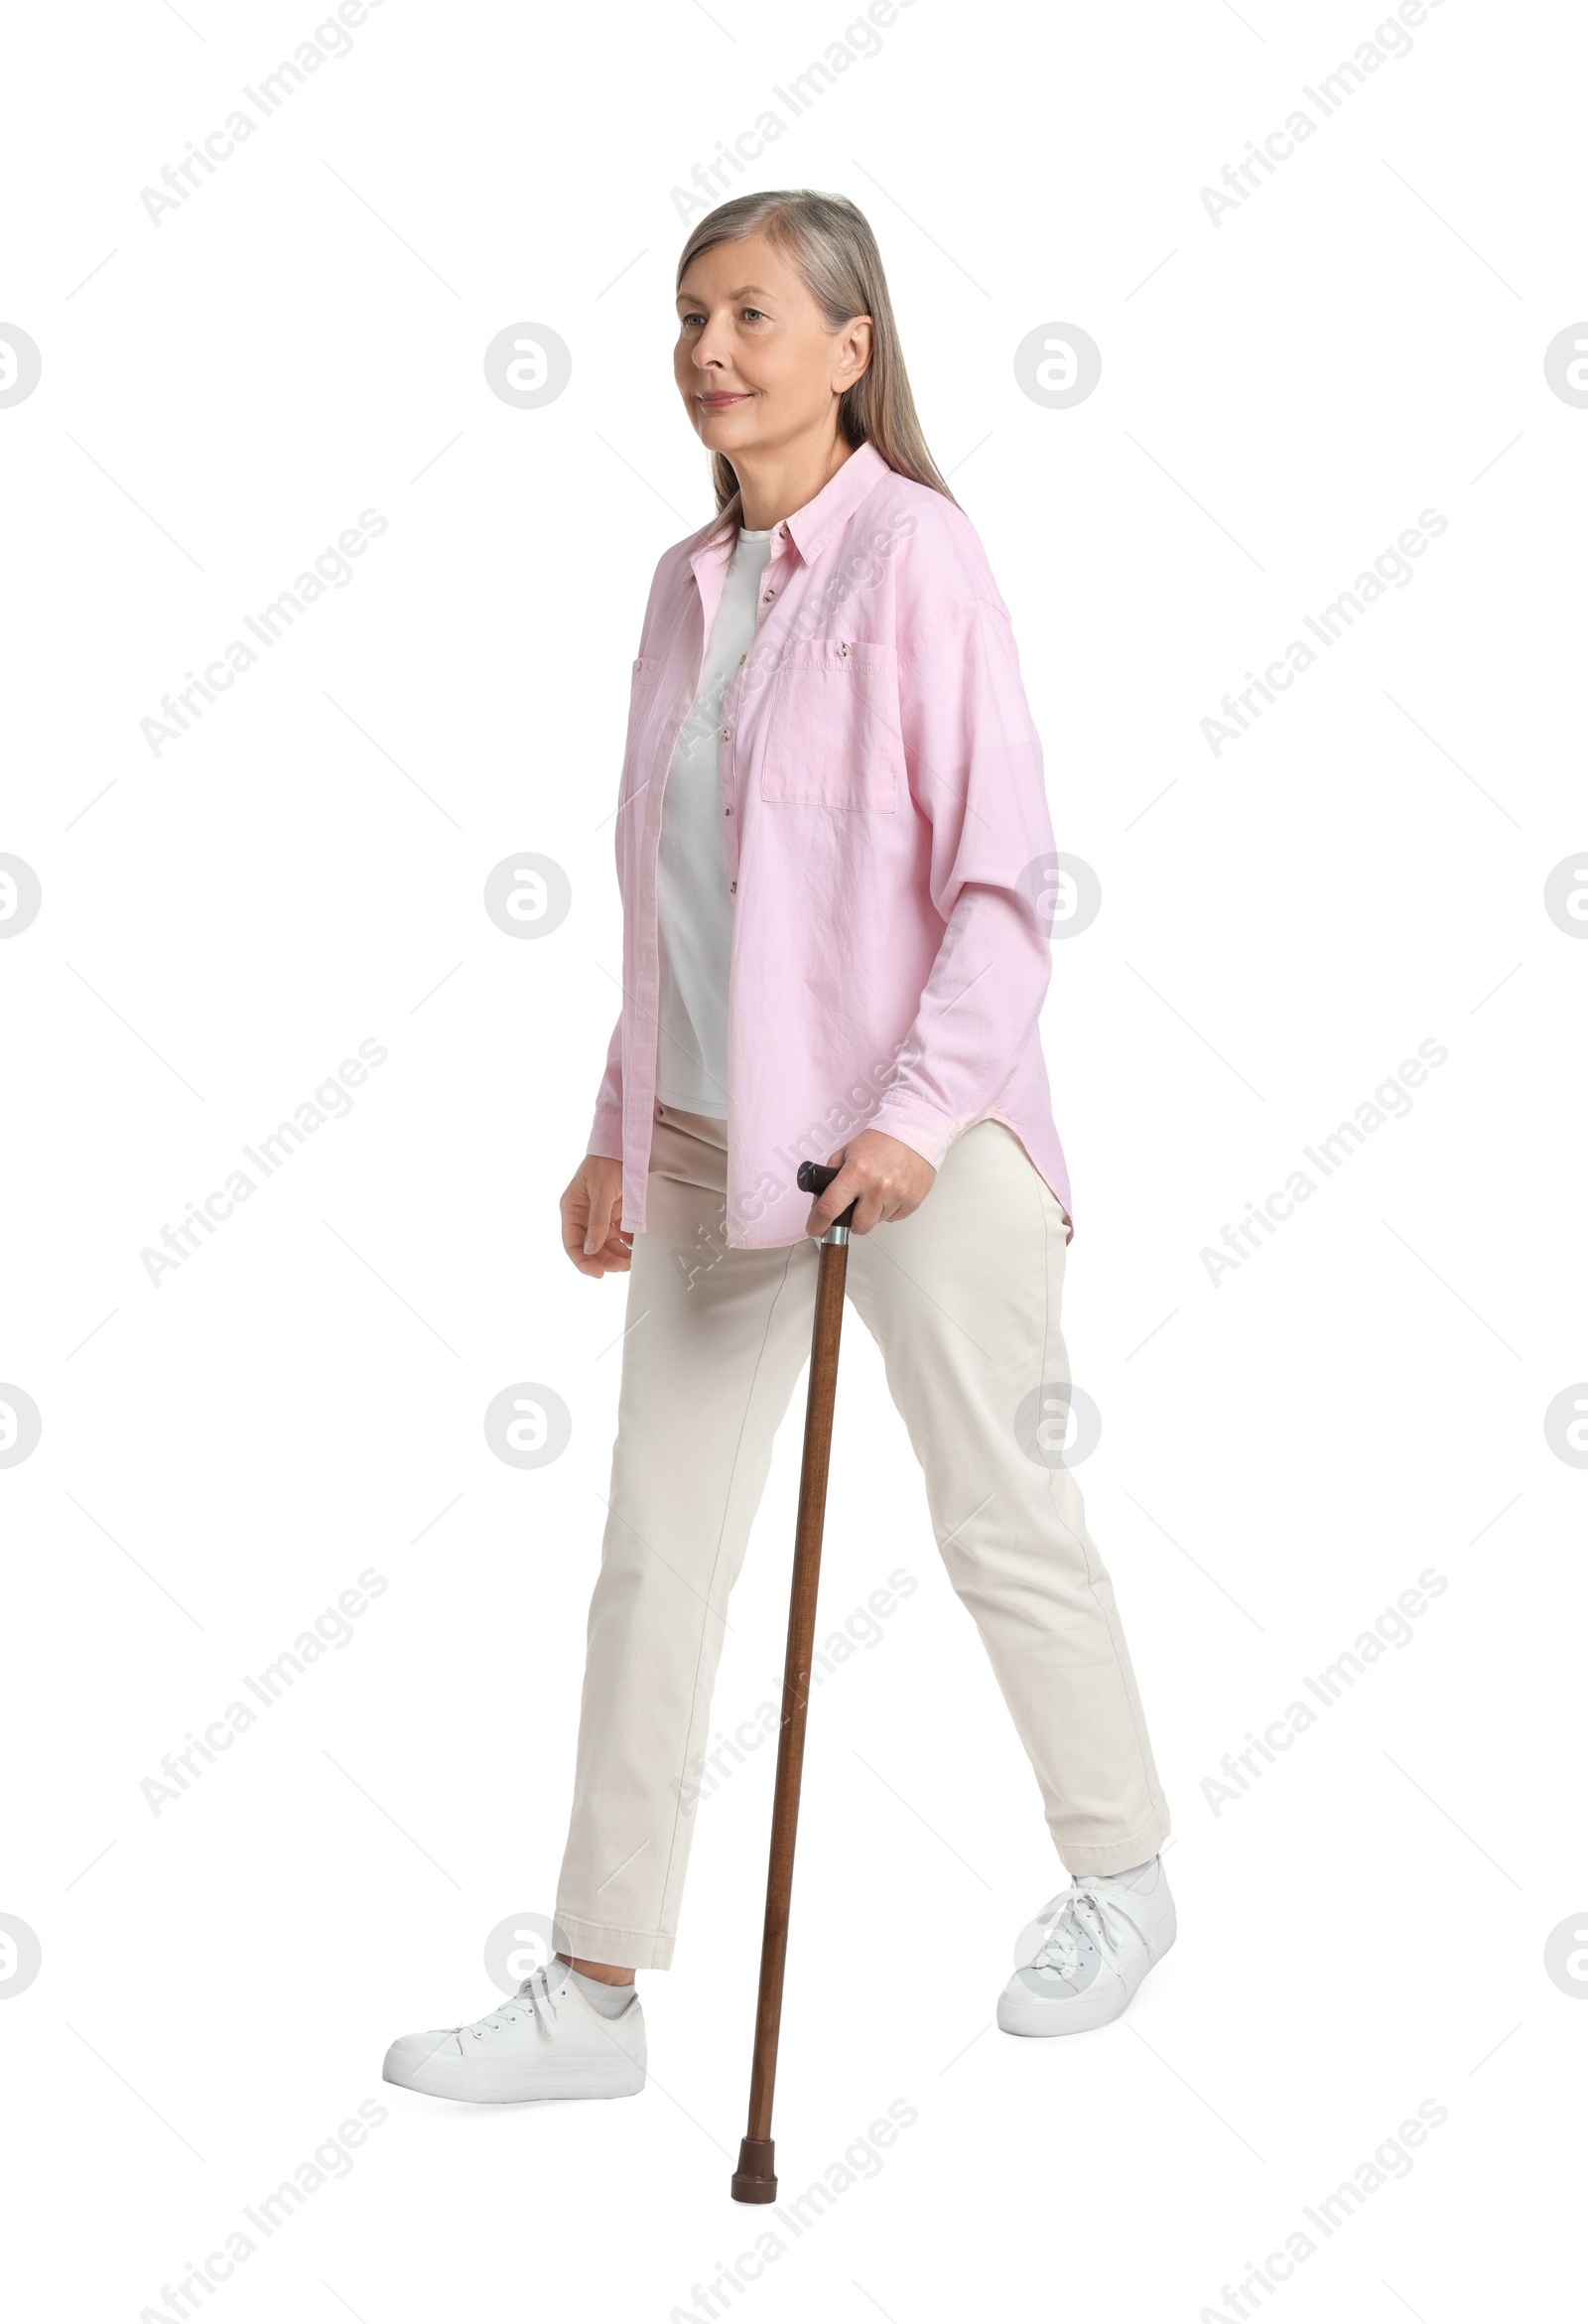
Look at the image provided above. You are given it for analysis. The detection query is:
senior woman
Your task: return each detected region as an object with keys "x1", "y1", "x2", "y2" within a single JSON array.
[{"x1": 384, "y1": 189, "x2": 1173, "y2": 2108}]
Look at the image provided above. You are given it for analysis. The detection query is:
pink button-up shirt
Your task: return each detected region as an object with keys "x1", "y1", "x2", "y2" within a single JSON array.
[{"x1": 589, "y1": 437, "x2": 1073, "y2": 1250}]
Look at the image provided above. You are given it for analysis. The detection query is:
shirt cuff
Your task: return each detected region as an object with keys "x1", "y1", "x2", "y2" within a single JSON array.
[
  {"x1": 863, "y1": 1094, "x2": 968, "y2": 1174},
  {"x1": 588, "y1": 1100, "x2": 623, "y2": 1160}
]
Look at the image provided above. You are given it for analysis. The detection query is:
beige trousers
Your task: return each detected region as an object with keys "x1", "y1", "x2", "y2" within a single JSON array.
[{"x1": 555, "y1": 1104, "x2": 1170, "y2": 1970}]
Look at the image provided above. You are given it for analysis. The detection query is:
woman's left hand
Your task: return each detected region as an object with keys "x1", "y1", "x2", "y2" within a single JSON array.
[{"x1": 804, "y1": 1130, "x2": 936, "y2": 1238}]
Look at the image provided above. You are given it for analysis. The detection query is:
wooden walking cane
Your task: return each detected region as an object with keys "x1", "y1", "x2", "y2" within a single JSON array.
[{"x1": 730, "y1": 1159, "x2": 857, "y2": 2204}]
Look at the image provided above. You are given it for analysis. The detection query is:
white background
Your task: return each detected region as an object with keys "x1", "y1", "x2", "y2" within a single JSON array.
[{"x1": 2, "y1": 1, "x2": 1583, "y2": 2317}]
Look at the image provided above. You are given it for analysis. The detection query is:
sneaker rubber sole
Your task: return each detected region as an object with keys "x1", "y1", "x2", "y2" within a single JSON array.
[{"x1": 382, "y1": 2035, "x2": 646, "y2": 2104}]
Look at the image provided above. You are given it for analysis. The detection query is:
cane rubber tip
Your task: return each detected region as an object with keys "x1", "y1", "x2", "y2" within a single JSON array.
[{"x1": 730, "y1": 2136, "x2": 777, "y2": 2204}]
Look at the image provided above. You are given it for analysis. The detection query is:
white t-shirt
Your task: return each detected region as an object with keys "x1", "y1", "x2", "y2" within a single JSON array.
[{"x1": 653, "y1": 524, "x2": 774, "y2": 1118}]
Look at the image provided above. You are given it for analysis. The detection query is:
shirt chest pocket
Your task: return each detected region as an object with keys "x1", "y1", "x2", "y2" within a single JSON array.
[
  {"x1": 628, "y1": 653, "x2": 667, "y2": 732},
  {"x1": 620, "y1": 652, "x2": 670, "y2": 786},
  {"x1": 757, "y1": 639, "x2": 901, "y2": 812}
]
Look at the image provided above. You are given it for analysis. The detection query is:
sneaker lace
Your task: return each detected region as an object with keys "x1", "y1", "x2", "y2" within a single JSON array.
[
  {"x1": 1028, "y1": 1877, "x2": 1142, "y2": 1979},
  {"x1": 462, "y1": 1963, "x2": 564, "y2": 2042}
]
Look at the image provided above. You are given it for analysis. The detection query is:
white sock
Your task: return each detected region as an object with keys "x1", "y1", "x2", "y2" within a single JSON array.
[{"x1": 569, "y1": 1967, "x2": 636, "y2": 2016}]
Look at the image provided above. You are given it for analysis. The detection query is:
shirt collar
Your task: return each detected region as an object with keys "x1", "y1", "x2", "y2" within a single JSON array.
[
  {"x1": 780, "y1": 438, "x2": 889, "y2": 565},
  {"x1": 688, "y1": 438, "x2": 890, "y2": 588}
]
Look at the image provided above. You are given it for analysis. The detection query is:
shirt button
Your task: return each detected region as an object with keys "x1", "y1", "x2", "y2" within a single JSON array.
[
  {"x1": 724, "y1": 804, "x2": 732, "y2": 816},
  {"x1": 779, "y1": 525, "x2": 788, "y2": 538},
  {"x1": 730, "y1": 881, "x2": 736, "y2": 893},
  {"x1": 762, "y1": 589, "x2": 774, "y2": 603},
  {"x1": 721, "y1": 725, "x2": 732, "y2": 739}
]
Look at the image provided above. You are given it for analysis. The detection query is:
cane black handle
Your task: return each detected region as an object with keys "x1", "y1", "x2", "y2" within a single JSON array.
[{"x1": 797, "y1": 1161, "x2": 857, "y2": 1235}]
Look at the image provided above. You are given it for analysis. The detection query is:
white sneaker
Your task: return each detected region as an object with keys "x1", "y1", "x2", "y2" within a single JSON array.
[
  {"x1": 382, "y1": 1960, "x2": 646, "y2": 2103},
  {"x1": 997, "y1": 1857, "x2": 1176, "y2": 2037}
]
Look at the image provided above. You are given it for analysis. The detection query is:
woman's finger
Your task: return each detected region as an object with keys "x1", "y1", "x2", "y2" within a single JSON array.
[{"x1": 583, "y1": 1187, "x2": 609, "y2": 1254}]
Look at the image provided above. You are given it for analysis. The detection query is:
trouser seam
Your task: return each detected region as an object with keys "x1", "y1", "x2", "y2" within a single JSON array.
[
  {"x1": 650, "y1": 1235, "x2": 801, "y2": 1932},
  {"x1": 1035, "y1": 1162, "x2": 1164, "y2": 1831}
]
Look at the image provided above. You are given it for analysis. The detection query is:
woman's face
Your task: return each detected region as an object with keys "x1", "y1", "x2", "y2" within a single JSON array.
[{"x1": 673, "y1": 227, "x2": 871, "y2": 466}]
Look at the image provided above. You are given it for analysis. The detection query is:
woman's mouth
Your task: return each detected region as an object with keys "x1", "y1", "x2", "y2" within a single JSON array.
[{"x1": 700, "y1": 391, "x2": 751, "y2": 409}]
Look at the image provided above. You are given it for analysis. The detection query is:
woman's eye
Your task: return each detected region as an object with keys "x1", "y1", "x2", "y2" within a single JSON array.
[{"x1": 741, "y1": 307, "x2": 766, "y2": 323}]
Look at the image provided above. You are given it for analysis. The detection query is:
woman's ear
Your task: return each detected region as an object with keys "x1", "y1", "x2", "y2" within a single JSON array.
[{"x1": 836, "y1": 314, "x2": 873, "y2": 389}]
